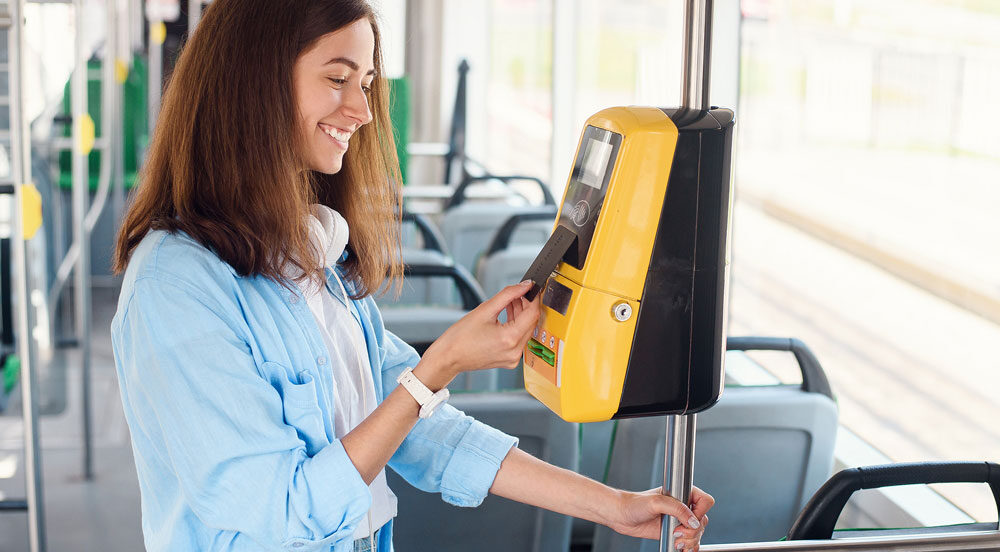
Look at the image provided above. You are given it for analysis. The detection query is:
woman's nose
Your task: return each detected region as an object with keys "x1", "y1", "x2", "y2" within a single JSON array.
[{"x1": 343, "y1": 85, "x2": 373, "y2": 126}]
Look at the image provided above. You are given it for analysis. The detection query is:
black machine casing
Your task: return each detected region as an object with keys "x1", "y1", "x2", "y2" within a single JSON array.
[{"x1": 614, "y1": 107, "x2": 734, "y2": 418}]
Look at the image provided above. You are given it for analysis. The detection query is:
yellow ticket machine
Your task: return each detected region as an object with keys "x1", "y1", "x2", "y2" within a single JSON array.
[
  {"x1": 522, "y1": 105, "x2": 734, "y2": 423},
  {"x1": 519, "y1": 2, "x2": 734, "y2": 549}
]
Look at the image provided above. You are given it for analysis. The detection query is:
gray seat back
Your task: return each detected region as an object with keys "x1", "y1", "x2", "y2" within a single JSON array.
[
  {"x1": 591, "y1": 384, "x2": 838, "y2": 549},
  {"x1": 380, "y1": 306, "x2": 496, "y2": 390},
  {"x1": 441, "y1": 204, "x2": 556, "y2": 274},
  {"x1": 382, "y1": 249, "x2": 459, "y2": 306},
  {"x1": 400, "y1": 212, "x2": 448, "y2": 254},
  {"x1": 388, "y1": 391, "x2": 577, "y2": 552},
  {"x1": 477, "y1": 244, "x2": 544, "y2": 298},
  {"x1": 378, "y1": 250, "x2": 485, "y2": 385}
]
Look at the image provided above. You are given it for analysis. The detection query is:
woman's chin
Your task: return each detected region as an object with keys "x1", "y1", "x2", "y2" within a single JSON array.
[{"x1": 310, "y1": 157, "x2": 344, "y2": 175}]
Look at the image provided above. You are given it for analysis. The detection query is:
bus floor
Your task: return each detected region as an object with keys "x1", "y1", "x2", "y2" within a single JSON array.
[
  {"x1": 728, "y1": 199, "x2": 1000, "y2": 523},
  {"x1": 0, "y1": 285, "x2": 144, "y2": 551}
]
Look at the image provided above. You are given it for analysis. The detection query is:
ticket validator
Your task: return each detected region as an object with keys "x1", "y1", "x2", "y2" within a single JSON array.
[
  {"x1": 521, "y1": 2, "x2": 731, "y2": 548},
  {"x1": 521, "y1": 106, "x2": 733, "y2": 423}
]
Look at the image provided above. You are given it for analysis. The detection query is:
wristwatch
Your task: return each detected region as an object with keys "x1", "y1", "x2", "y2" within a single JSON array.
[{"x1": 396, "y1": 368, "x2": 450, "y2": 419}]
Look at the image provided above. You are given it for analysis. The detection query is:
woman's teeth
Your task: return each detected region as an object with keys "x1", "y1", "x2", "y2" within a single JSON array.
[{"x1": 322, "y1": 126, "x2": 351, "y2": 142}]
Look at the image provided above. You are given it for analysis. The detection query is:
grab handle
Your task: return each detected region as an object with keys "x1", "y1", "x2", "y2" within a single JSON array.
[
  {"x1": 446, "y1": 175, "x2": 555, "y2": 210},
  {"x1": 788, "y1": 461, "x2": 1000, "y2": 540},
  {"x1": 403, "y1": 263, "x2": 486, "y2": 311},
  {"x1": 726, "y1": 336, "x2": 834, "y2": 400}
]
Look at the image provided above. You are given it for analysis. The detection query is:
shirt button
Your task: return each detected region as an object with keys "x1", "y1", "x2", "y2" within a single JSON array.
[
  {"x1": 289, "y1": 295, "x2": 299, "y2": 304},
  {"x1": 317, "y1": 356, "x2": 327, "y2": 366}
]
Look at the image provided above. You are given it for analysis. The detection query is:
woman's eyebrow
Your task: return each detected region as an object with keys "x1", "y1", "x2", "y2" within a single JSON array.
[{"x1": 324, "y1": 56, "x2": 376, "y2": 76}]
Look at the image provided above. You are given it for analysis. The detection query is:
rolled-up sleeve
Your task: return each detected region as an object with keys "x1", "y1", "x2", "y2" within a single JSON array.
[
  {"x1": 378, "y1": 325, "x2": 518, "y2": 507},
  {"x1": 114, "y1": 275, "x2": 371, "y2": 551}
]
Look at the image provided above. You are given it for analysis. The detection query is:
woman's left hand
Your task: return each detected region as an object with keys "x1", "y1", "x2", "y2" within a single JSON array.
[{"x1": 610, "y1": 486, "x2": 714, "y2": 550}]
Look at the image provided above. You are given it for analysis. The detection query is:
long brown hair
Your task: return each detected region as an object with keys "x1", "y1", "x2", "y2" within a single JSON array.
[{"x1": 113, "y1": 0, "x2": 402, "y2": 298}]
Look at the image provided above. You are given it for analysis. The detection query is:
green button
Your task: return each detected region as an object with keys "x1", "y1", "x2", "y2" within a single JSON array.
[{"x1": 527, "y1": 339, "x2": 556, "y2": 366}]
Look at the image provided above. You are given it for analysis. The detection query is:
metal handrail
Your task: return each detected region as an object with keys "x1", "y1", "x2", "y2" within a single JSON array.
[
  {"x1": 6, "y1": 0, "x2": 48, "y2": 548},
  {"x1": 702, "y1": 530, "x2": 1000, "y2": 551}
]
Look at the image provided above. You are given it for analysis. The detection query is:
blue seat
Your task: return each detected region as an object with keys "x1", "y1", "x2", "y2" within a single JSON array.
[
  {"x1": 442, "y1": 203, "x2": 555, "y2": 275},
  {"x1": 590, "y1": 337, "x2": 839, "y2": 549},
  {"x1": 475, "y1": 209, "x2": 557, "y2": 297}
]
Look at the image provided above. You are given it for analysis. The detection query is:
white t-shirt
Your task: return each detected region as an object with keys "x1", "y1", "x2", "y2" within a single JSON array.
[{"x1": 294, "y1": 204, "x2": 397, "y2": 539}]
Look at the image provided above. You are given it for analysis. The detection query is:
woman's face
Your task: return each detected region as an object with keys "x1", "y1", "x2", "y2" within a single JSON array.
[{"x1": 293, "y1": 19, "x2": 376, "y2": 174}]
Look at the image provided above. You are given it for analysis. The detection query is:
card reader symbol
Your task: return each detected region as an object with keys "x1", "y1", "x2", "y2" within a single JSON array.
[{"x1": 571, "y1": 200, "x2": 591, "y2": 226}]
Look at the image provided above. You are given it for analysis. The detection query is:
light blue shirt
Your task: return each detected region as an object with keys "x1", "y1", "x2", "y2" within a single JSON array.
[{"x1": 111, "y1": 230, "x2": 518, "y2": 552}]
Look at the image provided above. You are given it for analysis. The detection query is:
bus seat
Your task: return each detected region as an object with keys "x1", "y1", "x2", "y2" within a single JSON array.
[
  {"x1": 400, "y1": 212, "x2": 448, "y2": 254},
  {"x1": 567, "y1": 420, "x2": 617, "y2": 545},
  {"x1": 441, "y1": 183, "x2": 556, "y2": 271},
  {"x1": 475, "y1": 210, "x2": 557, "y2": 297},
  {"x1": 477, "y1": 244, "x2": 544, "y2": 298},
  {"x1": 441, "y1": 204, "x2": 554, "y2": 274},
  {"x1": 569, "y1": 347, "x2": 764, "y2": 548},
  {"x1": 591, "y1": 338, "x2": 839, "y2": 549},
  {"x1": 495, "y1": 363, "x2": 525, "y2": 391},
  {"x1": 387, "y1": 248, "x2": 458, "y2": 306},
  {"x1": 388, "y1": 391, "x2": 577, "y2": 552},
  {"x1": 378, "y1": 252, "x2": 483, "y2": 364}
]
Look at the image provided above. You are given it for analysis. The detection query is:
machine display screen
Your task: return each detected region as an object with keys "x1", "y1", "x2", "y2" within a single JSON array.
[
  {"x1": 579, "y1": 139, "x2": 613, "y2": 190},
  {"x1": 559, "y1": 126, "x2": 622, "y2": 269},
  {"x1": 542, "y1": 278, "x2": 572, "y2": 316}
]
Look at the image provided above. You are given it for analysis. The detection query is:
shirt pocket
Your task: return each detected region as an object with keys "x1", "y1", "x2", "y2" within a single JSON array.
[{"x1": 261, "y1": 361, "x2": 329, "y2": 456}]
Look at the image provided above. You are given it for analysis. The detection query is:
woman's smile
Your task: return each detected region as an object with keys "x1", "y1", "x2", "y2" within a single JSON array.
[{"x1": 319, "y1": 122, "x2": 352, "y2": 151}]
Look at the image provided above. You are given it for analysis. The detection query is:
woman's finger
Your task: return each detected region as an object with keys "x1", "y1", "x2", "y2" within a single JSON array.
[
  {"x1": 676, "y1": 515, "x2": 709, "y2": 550},
  {"x1": 671, "y1": 526, "x2": 699, "y2": 539},
  {"x1": 508, "y1": 296, "x2": 525, "y2": 322},
  {"x1": 677, "y1": 537, "x2": 702, "y2": 551},
  {"x1": 482, "y1": 281, "x2": 533, "y2": 318},
  {"x1": 672, "y1": 521, "x2": 706, "y2": 540},
  {"x1": 689, "y1": 487, "x2": 715, "y2": 518},
  {"x1": 652, "y1": 494, "x2": 700, "y2": 530},
  {"x1": 509, "y1": 294, "x2": 541, "y2": 336}
]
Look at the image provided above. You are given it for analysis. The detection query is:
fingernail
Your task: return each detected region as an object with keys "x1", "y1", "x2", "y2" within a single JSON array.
[
  {"x1": 688, "y1": 516, "x2": 701, "y2": 529},
  {"x1": 673, "y1": 531, "x2": 683, "y2": 539},
  {"x1": 520, "y1": 279, "x2": 533, "y2": 286},
  {"x1": 675, "y1": 542, "x2": 685, "y2": 550}
]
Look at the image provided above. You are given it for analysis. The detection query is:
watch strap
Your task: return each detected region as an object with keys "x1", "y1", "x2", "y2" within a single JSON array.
[{"x1": 396, "y1": 368, "x2": 448, "y2": 418}]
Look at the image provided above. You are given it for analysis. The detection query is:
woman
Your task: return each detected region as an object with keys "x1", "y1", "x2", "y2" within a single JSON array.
[{"x1": 111, "y1": 1, "x2": 714, "y2": 551}]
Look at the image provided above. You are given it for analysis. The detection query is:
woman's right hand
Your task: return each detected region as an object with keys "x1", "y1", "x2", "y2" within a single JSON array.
[{"x1": 417, "y1": 280, "x2": 541, "y2": 389}]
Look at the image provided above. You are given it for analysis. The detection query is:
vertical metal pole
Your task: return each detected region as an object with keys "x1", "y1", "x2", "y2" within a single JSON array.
[
  {"x1": 9, "y1": 0, "x2": 47, "y2": 549},
  {"x1": 147, "y1": 16, "x2": 163, "y2": 133},
  {"x1": 659, "y1": 2, "x2": 713, "y2": 550},
  {"x1": 660, "y1": 415, "x2": 696, "y2": 552},
  {"x1": 681, "y1": 0, "x2": 713, "y2": 111},
  {"x1": 550, "y1": 0, "x2": 577, "y2": 202},
  {"x1": 112, "y1": 0, "x2": 127, "y2": 227},
  {"x1": 187, "y1": 0, "x2": 200, "y2": 33},
  {"x1": 71, "y1": 0, "x2": 93, "y2": 480}
]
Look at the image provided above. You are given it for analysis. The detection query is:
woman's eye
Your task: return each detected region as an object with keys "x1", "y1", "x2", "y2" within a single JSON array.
[{"x1": 328, "y1": 78, "x2": 348, "y2": 86}]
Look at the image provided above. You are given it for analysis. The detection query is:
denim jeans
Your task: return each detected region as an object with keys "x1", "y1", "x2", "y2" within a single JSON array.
[{"x1": 353, "y1": 529, "x2": 380, "y2": 552}]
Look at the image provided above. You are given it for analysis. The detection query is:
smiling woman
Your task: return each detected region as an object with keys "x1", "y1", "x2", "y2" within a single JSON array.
[
  {"x1": 294, "y1": 20, "x2": 377, "y2": 176},
  {"x1": 107, "y1": 1, "x2": 713, "y2": 551},
  {"x1": 113, "y1": 0, "x2": 402, "y2": 296}
]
